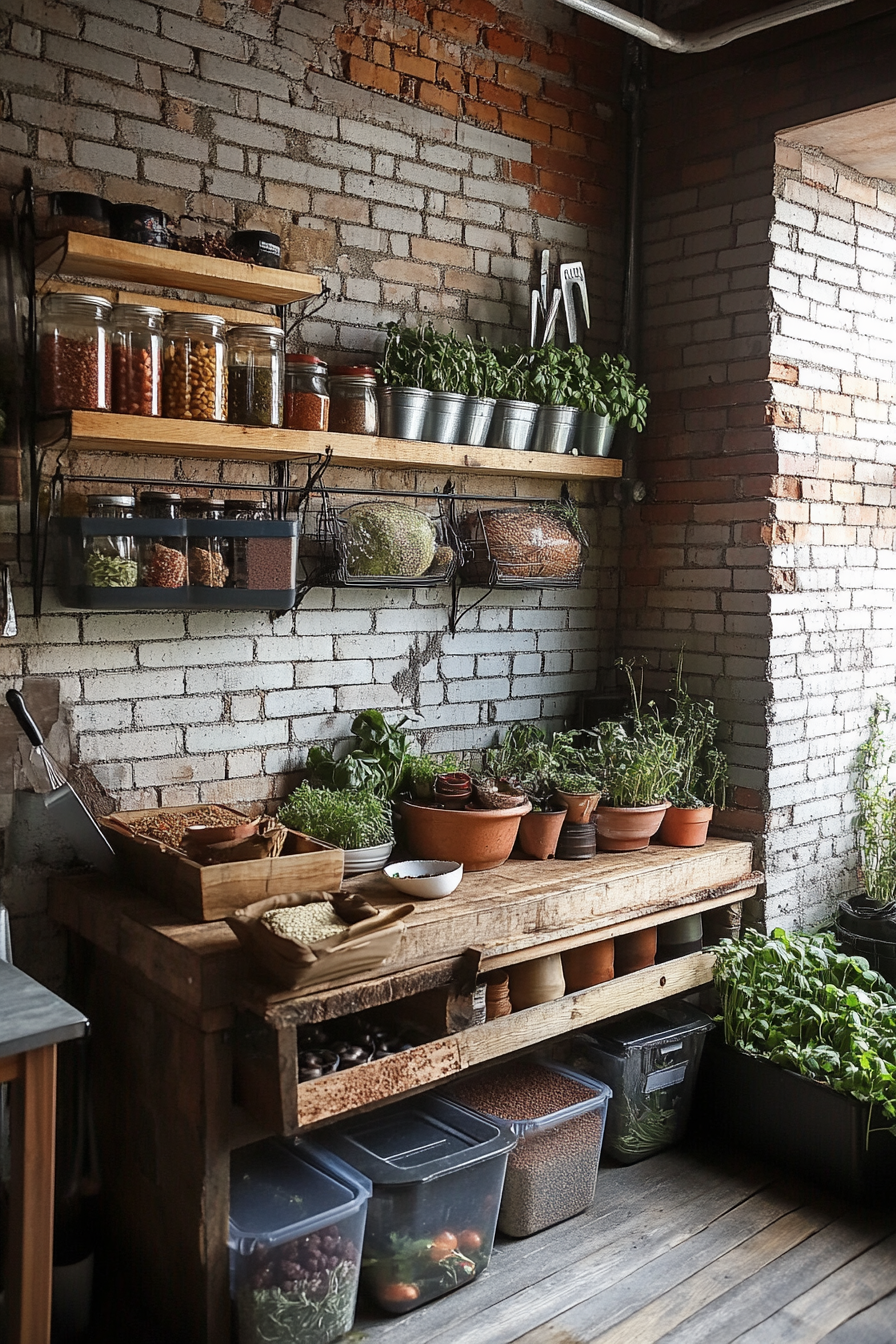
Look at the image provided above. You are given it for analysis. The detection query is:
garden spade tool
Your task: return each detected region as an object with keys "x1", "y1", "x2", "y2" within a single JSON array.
[
  {"x1": 560, "y1": 262, "x2": 591, "y2": 344},
  {"x1": 5, "y1": 688, "x2": 118, "y2": 875}
]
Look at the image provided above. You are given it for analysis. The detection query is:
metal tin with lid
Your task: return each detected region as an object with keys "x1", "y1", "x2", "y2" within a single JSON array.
[
  {"x1": 226, "y1": 324, "x2": 284, "y2": 429},
  {"x1": 39, "y1": 292, "x2": 113, "y2": 412},
  {"x1": 328, "y1": 365, "x2": 378, "y2": 436}
]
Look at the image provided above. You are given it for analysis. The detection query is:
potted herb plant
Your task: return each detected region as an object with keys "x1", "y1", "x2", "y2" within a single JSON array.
[
  {"x1": 277, "y1": 783, "x2": 394, "y2": 875},
  {"x1": 377, "y1": 323, "x2": 431, "y2": 440},
  {"x1": 483, "y1": 721, "x2": 568, "y2": 859},
  {"x1": 575, "y1": 352, "x2": 649, "y2": 458},
  {"x1": 528, "y1": 345, "x2": 588, "y2": 456},
  {"x1": 307, "y1": 709, "x2": 413, "y2": 801},
  {"x1": 457, "y1": 338, "x2": 501, "y2": 447},
  {"x1": 486, "y1": 346, "x2": 540, "y2": 452},
  {"x1": 412, "y1": 326, "x2": 469, "y2": 444},
  {"x1": 706, "y1": 927, "x2": 896, "y2": 1198},
  {"x1": 657, "y1": 658, "x2": 728, "y2": 848}
]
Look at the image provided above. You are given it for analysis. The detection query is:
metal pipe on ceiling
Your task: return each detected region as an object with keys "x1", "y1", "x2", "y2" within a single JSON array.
[{"x1": 553, "y1": 0, "x2": 857, "y2": 53}]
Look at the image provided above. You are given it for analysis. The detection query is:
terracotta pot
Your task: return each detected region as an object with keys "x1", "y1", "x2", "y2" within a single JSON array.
[
  {"x1": 517, "y1": 806, "x2": 567, "y2": 860},
  {"x1": 657, "y1": 804, "x2": 713, "y2": 848},
  {"x1": 508, "y1": 952, "x2": 565, "y2": 1009},
  {"x1": 657, "y1": 913, "x2": 703, "y2": 962},
  {"x1": 555, "y1": 789, "x2": 602, "y2": 823},
  {"x1": 562, "y1": 939, "x2": 614, "y2": 990},
  {"x1": 555, "y1": 820, "x2": 597, "y2": 861},
  {"x1": 594, "y1": 802, "x2": 668, "y2": 852},
  {"x1": 399, "y1": 797, "x2": 531, "y2": 872},
  {"x1": 433, "y1": 786, "x2": 472, "y2": 811},
  {"x1": 614, "y1": 927, "x2": 657, "y2": 975}
]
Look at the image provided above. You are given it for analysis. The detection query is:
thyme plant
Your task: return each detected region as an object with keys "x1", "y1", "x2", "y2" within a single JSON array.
[{"x1": 855, "y1": 699, "x2": 896, "y2": 904}]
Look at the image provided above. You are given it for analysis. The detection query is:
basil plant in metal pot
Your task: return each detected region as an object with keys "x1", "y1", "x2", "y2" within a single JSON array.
[{"x1": 576, "y1": 352, "x2": 650, "y2": 458}]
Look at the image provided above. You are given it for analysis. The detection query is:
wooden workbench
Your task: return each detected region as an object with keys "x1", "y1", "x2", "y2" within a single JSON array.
[{"x1": 49, "y1": 838, "x2": 757, "y2": 1344}]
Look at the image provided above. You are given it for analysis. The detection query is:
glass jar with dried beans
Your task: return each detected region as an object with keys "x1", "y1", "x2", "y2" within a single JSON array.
[
  {"x1": 227, "y1": 323, "x2": 284, "y2": 428},
  {"x1": 183, "y1": 498, "x2": 228, "y2": 588},
  {"x1": 138, "y1": 490, "x2": 187, "y2": 589},
  {"x1": 224, "y1": 499, "x2": 296, "y2": 592},
  {"x1": 39, "y1": 293, "x2": 113, "y2": 412},
  {"x1": 284, "y1": 353, "x2": 329, "y2": 431},
  {"x1": 328, "y1": 366, "x2": 378, "y2": 435},
  {"x1": 111, "y1": 304, "x2": 163, "y2": 417},
  {"x1": 84, "y1": 494, "x2": 138, "y2": 588},
  {"x1": 162, "y1": 313, "x2": 227, "y2": 422}
]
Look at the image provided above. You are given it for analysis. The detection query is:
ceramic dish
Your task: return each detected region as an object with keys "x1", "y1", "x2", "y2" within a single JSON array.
[{"x1": 383, "y1": 859, "x2": 464, "y2": 898}]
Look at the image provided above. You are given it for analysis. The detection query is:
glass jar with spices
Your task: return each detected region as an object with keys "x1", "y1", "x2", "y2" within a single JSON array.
[
  {"x1": 162, "y1": 313, "x2": 227, "y2": 422},
  {"x1": 111, "y1": 304, "x2": 163, "y2": 417},
  {"x1": 227, "y1": 324, "x2": 284, "y2": 428},
  {"x1": 138, "y1": 491, "x2": 187, "y2": 589},
  {"x1": 284, "y1": 354, "x2": 329, "y2": 431},
  {"x1": 39, "y1": 293, "x2": 113, "y2": 412},
  {"x1": 328, "y1": 365, "x2": 378, "y2": 436},
  {"x1": 223, "y1": 499, "x2": 294, "y2": 591},
  {"x1": 84, "y1": 495, "x2": 138, "y2": 589},
  {"x1": 183, "y1": 498, "x2": 228, "y2": 589}
]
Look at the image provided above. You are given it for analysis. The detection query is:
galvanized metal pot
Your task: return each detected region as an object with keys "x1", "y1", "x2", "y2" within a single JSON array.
[
  {"x1": 577, "y1": 411, "x2": 617, "y2": 457},
  {"x1": 378, "y1": 385, "x2": 430, "y2": 440},
  {"x1": 531, "y1": 404, "x2": 580, "y2": 454},
  {"x1": 457, "y1": 395, "x2": 496, "y2": 446},
  {"x1": 422, "y1": 389, "x2": 466, "y2": 444},
  {"x1": 487, "y1": 397, "x2": 539, "y2": 452}
]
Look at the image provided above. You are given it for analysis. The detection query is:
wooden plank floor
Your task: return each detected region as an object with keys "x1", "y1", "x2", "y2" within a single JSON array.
[{"x1": 349, "y1": 1139, "x2": 896, "y2": 1344}]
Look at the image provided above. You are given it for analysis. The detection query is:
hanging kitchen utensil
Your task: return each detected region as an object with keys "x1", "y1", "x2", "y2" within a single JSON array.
[
  {"x1": 541, "y1": 288, "x2": 563, "y2": 346},
  {"x1": 5, "y1": 689, "x2": 118, "y2": 876},
  {"x1": 1, "y1": 565, "x2": 16, "y2": 637},
  {"x1": 560, "y1": 262, "x2": 591, "y2": 344}
]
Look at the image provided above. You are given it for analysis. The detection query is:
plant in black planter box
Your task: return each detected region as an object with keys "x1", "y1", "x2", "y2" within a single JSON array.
[{"x1": 706, "y1": 926, "x2": 896, "y2": 1196}]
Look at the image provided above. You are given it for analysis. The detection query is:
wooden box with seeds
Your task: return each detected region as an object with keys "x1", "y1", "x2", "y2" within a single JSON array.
[{"x1": 101, "y1": 803, "x2": 344, "y2": 922}]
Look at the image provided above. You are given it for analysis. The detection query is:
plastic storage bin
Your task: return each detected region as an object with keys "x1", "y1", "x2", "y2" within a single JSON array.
[
  {"x1": 229, "y1": 1138, "x2": 371, "y2": 1344},
  {"x1": 316, "y1": 1094, "x2": 515, "y2": 1314},
  {"x1": 450, "y1": 1059, "x2": 611, "y2": 1238},
  {"x1": 573, "y1": 999, "x2": 714, "y2": 1164}
]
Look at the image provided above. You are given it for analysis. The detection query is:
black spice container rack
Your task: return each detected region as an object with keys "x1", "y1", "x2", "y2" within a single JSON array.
[
  {"x1": 55, "y1": 515, "x2": 300, "y2": 610},
  {"x1": 301, "y1": 489, "x2": 460, "y2": 590}
]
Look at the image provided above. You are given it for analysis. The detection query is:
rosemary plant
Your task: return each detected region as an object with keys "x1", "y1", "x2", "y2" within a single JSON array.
[{"x1": 856, "y1": 699, "x2": 896, "y2": 904}]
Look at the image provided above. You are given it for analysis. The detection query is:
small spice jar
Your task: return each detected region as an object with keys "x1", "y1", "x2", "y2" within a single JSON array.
[
  {"x1": 183, "y1": 498, "x2": 227, "y2": 588},
  {"x1": 226, "y1": 324, "x2": 284, "y2": 428},
  {"x1": 39, "y1": 293, "x2": 113, "y2": 412},
  {"x1": 284, "y1": 353, "x2": 329, "y2": 431},
  {"x1": 84, "y1": 494, "x2": 138, "y2": 588},
  {"x1": 138, "y1": 490, "x2": 187, "y2": 588},
  {"x1": 162, "y1": 313, "x2": 227, "y2": 422},
  {"x1": 111, "y1": 304, "x2": 163, "y2": 417},
  {"x1": 328, "y1": 365, "x2": 378, "y2": 435}
]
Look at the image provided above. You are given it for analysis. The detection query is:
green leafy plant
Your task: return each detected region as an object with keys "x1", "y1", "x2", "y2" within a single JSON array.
[
  {"x1": 406, "y1": 751, "x2": 459, "y2": 798},
  {"x1": 585, "y1": 665, "x2": 681, "y2": 807},
  {"x1": 528, "y1": 343, "x2": 591, "y2": 408},
  {"x1": 856, "y1": 699, "x2": 896, "y2": 904},
  {"x1": 277, "y1": 783, "x2": 393, "y2": 850},
  {"x1": 483, "y1": 722, "x2": 594, "y2": 807},
  {"x1": 378, "y1": 322, "x2": 428, "y2": 389},
  {"x1": 664, "y1": 655, "x2": 728, "y2": 809},
  {"x1": 713, "y1": 927, "x2": 896, "y2": 1138},
  {"x1": 577, "y1": 352, "x2": 649, "y2": 431},
  {"x1": 307, "y1": 709, "x2": 414, "y2": 801}
]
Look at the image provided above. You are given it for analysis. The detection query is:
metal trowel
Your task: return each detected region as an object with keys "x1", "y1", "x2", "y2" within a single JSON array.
[{"x1": 560, "y1": 262, "x2": 591, "y2": 344}]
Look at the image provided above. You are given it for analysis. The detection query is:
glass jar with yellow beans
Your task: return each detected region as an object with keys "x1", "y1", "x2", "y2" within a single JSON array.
[{"x1": 162, "y1": 312, "x2": 227, "y2": 422}]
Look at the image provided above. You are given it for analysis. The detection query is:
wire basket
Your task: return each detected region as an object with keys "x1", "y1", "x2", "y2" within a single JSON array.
[
  {"x1": 457, "y1": 504, "x2": 587, "y2": 589},
  {"x1": 304, "y1": 490, "x2": 461, "y2": 588}
]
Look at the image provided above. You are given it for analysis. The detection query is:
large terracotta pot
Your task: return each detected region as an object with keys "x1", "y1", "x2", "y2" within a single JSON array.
[
  {"x1": 614, "y1": 926, "x2": 657, "y2": 975},
  {"x1": 594, "y1": 802, "x2": 668, "y2": 852},
  {"x1": 554, "y1": 789, "x2": 602, "y2": 823},
  {"x1": 562, "y1": 938, "x2": 614, "y2": 990},
  {"x1": 508, "y1": 952, "x2": 565, "y2": 1009},
  {"x1": 657, "y1": 804, "x2": 713, "y2": 848},
  {"x1": 517, "y1": 807, "x2": 567, "y2": 860},
  {"x1": 399, "y1": 798, "x2": 531, "y2": 872}
]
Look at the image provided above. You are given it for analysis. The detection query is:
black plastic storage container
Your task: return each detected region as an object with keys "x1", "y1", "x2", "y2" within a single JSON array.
[
  {"x1": 698, "y1": 1042, "x2": 896, "y2": 1200},
  {"x1": 315, "y1": 1094, "x2": 515, "y2": 1314},
  {"x1": 573, "y1": 1000, "x2": 714, "y2": 1163}
]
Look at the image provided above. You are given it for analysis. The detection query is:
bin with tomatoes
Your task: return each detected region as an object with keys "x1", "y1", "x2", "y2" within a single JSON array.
[{"x1": 315, "y1": 1094, "x2": 516, "y2": 1314}]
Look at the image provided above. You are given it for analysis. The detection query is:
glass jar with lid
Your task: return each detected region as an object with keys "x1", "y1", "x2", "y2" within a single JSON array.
[
  {"x1": 183, "y1": 497, "x2": 227, "y2": 588},
  {"x1": 39, "y1": 293, "x2": 113, "y2": 412},
  {"x1": 328, "y1": 365, "x2": 378, "y2": 435},
  {"x1": 162, "y1": 313, "x2": 227, "y2": 422},
  {"x1": 84, "y1": 494, "x2": 138, "y2": 588},
  {"x1": 138, "y1": 490, "x2": 187, "y2": 588},
  {"x1": 227, "y1": 324, "x2": 284, "y2": 428},
  {"x1": 284, "y1": 354, "x2": 329, "y2": 431},
  {"x1": 111, "y1": 304, "x2": 163, "y2": 417}
]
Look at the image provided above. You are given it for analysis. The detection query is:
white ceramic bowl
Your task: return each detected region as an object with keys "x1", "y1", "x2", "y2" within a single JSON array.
[{"x1": 383, "y1": 859, "x2": 464, "y2": 899}]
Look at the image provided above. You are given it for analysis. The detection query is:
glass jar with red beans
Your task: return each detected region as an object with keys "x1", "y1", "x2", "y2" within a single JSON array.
[
  {"x1": 39, "y1": 293, "x2": 112, "y2": 412},
  {"x1": 111, "y1": 304, "x2": 163, "y2": 417},
  {"x1": 138, "y1": 490, "x2": 187, "y2": 589},
  {"x1": 328, "y1": 365, "x2": 378, "y2": 435},
  {"x1": 284, "y1": 353, "x2": 329, "y2": 431}
]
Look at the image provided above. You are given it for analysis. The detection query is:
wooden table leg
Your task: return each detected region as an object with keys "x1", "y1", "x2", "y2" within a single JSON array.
[{"x1": 7, "y1": 1043, "x2": 58, "y2": 1344}]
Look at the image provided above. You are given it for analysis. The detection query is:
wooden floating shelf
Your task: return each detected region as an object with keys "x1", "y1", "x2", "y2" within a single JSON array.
[
  {"x1": 235, "y1": 952, "x2": 716, "y2": 1134},
  {"x1": 51, "y1": 411, "x2": 623, "y2": 479},
  {"x1": 36, "y1": 231, "x2": 321, "y2": 306}
]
